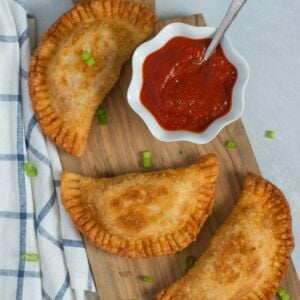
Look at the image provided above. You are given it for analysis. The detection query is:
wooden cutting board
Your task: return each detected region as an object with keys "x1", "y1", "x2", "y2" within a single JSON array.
[{"x1": 60, "y1": 1, "x2": 300, "y2": 299}]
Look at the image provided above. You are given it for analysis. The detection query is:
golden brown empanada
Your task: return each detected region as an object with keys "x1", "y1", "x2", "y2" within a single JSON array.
[
  {"x1": 29, "y1": 0, "x2": 155, "y2": 156},
  {"x1": 157, "y1": 173, "x2": 294, "y2": 300},
  {"x1": 61, "y1": 154, "x2": 219, "y2": 258}
]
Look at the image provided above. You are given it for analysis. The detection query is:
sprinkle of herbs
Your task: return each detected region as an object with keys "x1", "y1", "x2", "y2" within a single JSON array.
[
  {"x1": 82, "y1": 50, "x2": 91, "y2": 61},
  {"x1": 265, "y1": 130, "x2": 276, "y2": 139},
  {"x1": 23, "y1": 162, "x2": 38, "y2": 177},
  {"x1": 96, "y1": 106, "x2": 108, "y2": 125},
  {"x1": 277, "y1": 287, "x2": 290, "y2": 300},
  {"x1": 142, "y1": 151, "x2": 152, "y2": 168},
  {"x1": 86, "y1": 57, "x2": 96, "y2": 67},
  {"x1": 142, "y1": 275, "x2": 154, "y2": 283},
  {"x1": 226, "y1": 140, "x2": 237, "y2": 149},
  {"x1": 82, "y1": 50, "x2": 95, "y2": 67},
  {"x1": 20, "y1": 252, "x2": 39, "y2": 262}
]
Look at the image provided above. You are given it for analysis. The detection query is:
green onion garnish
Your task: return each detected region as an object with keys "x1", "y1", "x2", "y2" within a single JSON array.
[
  {"x1": 96, "y1": 107, "x2": 105, "y2": 116},
  {"x1": 23, "y1": 162, "x2": 38, "y2": 177},
  {"x1": 96, "y1": 106, "x2": 108, "y2": 125},
  {"x1": 81, "y1": 50, "x2": 95, "y2": 67},
  {"x1": 277, "y1": 287, "x2": 290, "y2": 300},
  {"x1": 143, "y1": 151, "x2": 152, "y2": 168},
  {"x1": 185, "y1": 255, "x2": 197, "y2": 273},
  {"x1": 20, "y1": 252, "x2": 39, "y2": 262},
  {"x1": 86, "y1": 57, "x2": 95, "y2": 67},
  {"x1": 82, "y1": 50, "x2": 91, "y2": 61},
  {"x1": 265, "y1": 130, "x2": 276, "y2": 139},
  {"x1": 142, "y1": 275, "x2": 154, "y2": 283},
  {"x1": 226, "y1": 140, "x2": 237, "y2": 149}
]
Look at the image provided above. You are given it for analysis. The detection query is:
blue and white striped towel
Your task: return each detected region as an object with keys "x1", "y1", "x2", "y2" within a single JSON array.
[{"x1": 0, "y1": 0, "x2": 96, "y2": 298}]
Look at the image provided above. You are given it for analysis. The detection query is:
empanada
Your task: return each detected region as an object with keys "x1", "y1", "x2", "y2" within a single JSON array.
[
  {"x1": 157, "y1": 173, "x2": 294, "y2": 300},
  {"x1": 29, "y1": 0, "x2": 155, "y2": 156},
  {"x1": 61, "y1": 154, "x2": 219, "y2": 258}
]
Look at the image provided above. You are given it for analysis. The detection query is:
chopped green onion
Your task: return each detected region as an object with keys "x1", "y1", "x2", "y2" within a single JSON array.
[
  {"x1": 142, "y1": 275, "x2": 154, "y2": 283},
  {"x1": 142, "y1": 151, "x2": 152, "y2": 168},
  {"x1": 265, "y1": 130, "x2": 276, "y2": 139},
  {"x1": 175, "y1": 251, "x2": 183, "y2": 256},
  {"x1": 277, "y1": 287, "x2": 290, "y2": 300},
  {"x1": 82, "y1": 50, "x2": 91, "y2": 61},
  {"x1": 96, "y1": 106, "x2": 108, "y2": 125},
  {"x1": 226, "y1": 140, "x2": 237, "y2": 149},
  {"x1": 96, "y1": 107, "x2": 105, "y2": 116},
  {"x1": 185, "y1": 255, "x2": 197, "y2": 273},
  {"x1": 98, "y1": 115, "x2": 108, "y2": 125},
  {"x1": 82, "y1": 50, "x2": 95, "y2": 67},
  {"x1": 20, "y1": 252, "x2": 39, "y2": 262},
  {"x1": 86, "y1": 57, "x2": 96, "y2": 67},
  {"x1": 23, "y1": 162, "x2": 38, "y2": 177}
]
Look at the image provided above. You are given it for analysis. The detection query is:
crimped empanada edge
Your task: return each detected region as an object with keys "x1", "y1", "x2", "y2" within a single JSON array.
[
  {"x1": 61, "y1": 154, "x2": 219, "y2": 258},
  {"x1": 29, "y1": 0, "x2": 156, "y2": 157},
  {"x1": 243, "y1": 172, "x2": 294, "y2": 299}
]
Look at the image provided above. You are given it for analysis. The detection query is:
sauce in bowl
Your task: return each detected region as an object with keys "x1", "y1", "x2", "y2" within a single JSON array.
[{"x1": 140, "y1": 37, "x2": 238, "y2": 132}]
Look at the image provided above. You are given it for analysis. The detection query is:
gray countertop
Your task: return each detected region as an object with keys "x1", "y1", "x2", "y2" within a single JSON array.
[{"x1": 26, "y1": 0, "x2": 300, "y2": 275}]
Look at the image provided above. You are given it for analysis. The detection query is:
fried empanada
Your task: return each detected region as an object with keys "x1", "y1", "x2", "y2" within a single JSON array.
[
  {"x1": 157, "y1": 173, "x2": 294, "y2": 300},
  {"x1": 29, "y1": 0, "x2": 155, "y2": 156},
  {"x1": 61, "y1": 154, "x2": 219, "y2": 258}
]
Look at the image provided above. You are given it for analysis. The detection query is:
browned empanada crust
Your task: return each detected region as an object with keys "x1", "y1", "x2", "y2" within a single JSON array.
[
  {"x1": 157, "y1": 173, "x2": 294, "y2": 300},
  {"x1": 61, "y1": 154, "x2": 219, "y2": 258},
  {"x1": 29, "y1": 0, "x2": 155, "y2": 156}
]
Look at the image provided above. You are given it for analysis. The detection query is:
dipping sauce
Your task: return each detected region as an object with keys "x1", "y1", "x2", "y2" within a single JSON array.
[{"x1": 140, "y1": 37, "x2": 238, "y2": 132}]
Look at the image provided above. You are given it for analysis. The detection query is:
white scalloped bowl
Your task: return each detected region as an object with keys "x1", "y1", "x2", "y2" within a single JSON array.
[{"x1": 127, "y1": 23, "x2": 249, "y2": 144}]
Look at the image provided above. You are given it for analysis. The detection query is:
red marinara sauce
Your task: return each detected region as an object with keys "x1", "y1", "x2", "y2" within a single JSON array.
[{"x1": 140, "y1": 37, "x2": 238, "y2": 132}]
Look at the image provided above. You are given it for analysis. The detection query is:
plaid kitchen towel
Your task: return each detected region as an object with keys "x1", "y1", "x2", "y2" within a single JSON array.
[{"x1": 0, "y1": 0, "x2": 96, "y2": 299}]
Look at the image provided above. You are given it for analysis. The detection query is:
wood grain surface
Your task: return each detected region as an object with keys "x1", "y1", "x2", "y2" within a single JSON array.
[{"x1": 60, "y1": 1, "x2": 300, "y2": 299}]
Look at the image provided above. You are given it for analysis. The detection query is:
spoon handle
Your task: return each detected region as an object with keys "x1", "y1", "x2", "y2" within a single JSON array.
[{"x1": 203, "y1": 0, "x2": 247, "y2": 62}]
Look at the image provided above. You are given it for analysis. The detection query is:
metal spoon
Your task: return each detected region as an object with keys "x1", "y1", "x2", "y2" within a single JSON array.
[{"x1": 203, "y1": 0, "x2": 247, "y2": 62}]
